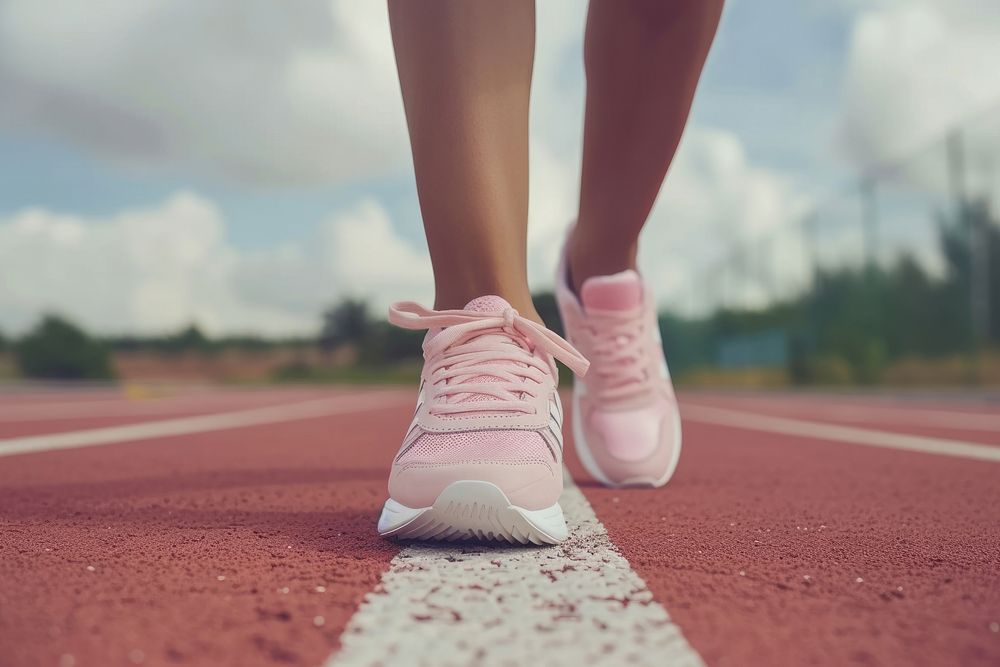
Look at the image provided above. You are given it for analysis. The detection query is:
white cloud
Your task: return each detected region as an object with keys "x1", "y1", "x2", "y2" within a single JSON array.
[
  {"x1": 0, "y1": 0, "x2": 406, "y2": 186},
  {"x1": 0, "y1": 122, "x2": 806, "y2": 337},
  {"x1": 522, "y1": 123, "x2": 811, "y2": 314},
  {"x1": 0, "y1": 193, "x2": 432, "y2": 336},
  {"x1": 839, "y1": 0, "x2": 1000, "y2": 175},
  {"x1": 0, "y1": 0, "x2": 828, "y2": 329},
  {"x1": 640, "y1": 128, "x2": 812, "y2": 313},
  {"x1": 828, "y1": 1, "x2": 1000, "y2": 280}
]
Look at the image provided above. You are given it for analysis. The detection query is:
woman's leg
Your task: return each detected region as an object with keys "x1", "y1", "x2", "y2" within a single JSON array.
[
  {"x1": 388, "y1": 0, "x2": 539, "y2": 319},
  {"x1": 569, "y1": 0, "x2": 724, "y2": 292}
]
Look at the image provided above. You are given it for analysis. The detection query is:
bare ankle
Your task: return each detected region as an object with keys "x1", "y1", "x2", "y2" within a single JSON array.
[{"x1": 568, "y1": 229, "x2": 638, "y2": 296}]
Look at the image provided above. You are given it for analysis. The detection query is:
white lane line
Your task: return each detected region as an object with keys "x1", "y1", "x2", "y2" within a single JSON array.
[
  {"x1": 327, "y1": 475, "x2": 703, "y2": 667},
  {"x1": 682, "y1": 404, "x2": 1000, "y2": 463},
  {"x1": 685, "y1": 398, "x2": 1000, "y2": 432},
  {"x1": 0, "y1": 393, "x2": 300, "y2": 422},
  {"x1": 0, "y1": 392, "x2": 407, "y2": 458}
]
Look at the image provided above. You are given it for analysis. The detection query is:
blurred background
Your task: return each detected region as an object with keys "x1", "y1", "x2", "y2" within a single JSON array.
[{"x1": 1, "y1": 0, "x2": 998, "y2": 389}]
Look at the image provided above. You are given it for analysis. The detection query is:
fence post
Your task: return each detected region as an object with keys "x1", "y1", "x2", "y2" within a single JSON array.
[
  {"x1": 860, "y1": 177, "x2": 879, "y2": 271},
  {"x1": 948, "y1": 128, "x2": 990, "y2": 381}
]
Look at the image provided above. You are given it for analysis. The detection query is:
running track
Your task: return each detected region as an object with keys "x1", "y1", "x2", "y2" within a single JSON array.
[{"x1": 1, "y1": 386, "x2": 998, "y2": 666}]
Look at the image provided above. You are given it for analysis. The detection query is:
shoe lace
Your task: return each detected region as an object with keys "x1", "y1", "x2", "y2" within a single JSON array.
[
  {"x1": 582, "y1": 309, "x2": 653, "y2": 402},
  {"x1": 389, "y1": 301, "x2": 589, "y2": 417}
]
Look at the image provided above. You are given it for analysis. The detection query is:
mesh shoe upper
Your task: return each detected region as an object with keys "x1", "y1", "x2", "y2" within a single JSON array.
[
  {"x1": 556, "y1": 232, "x2": 682, "y2": 487},
  {"x1": 386, "y1": 296, "x2": 587, "y2": 509}
]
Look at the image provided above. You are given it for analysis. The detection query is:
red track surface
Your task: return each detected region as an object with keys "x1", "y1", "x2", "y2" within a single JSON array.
[{"x1": 1, "y1": 386, "x2": 998, "y2": 666}]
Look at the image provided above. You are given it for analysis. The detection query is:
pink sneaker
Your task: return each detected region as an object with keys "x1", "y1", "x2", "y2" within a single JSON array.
[
  {"x1": 555, "y1": 241, "x2": 682, "y2": 488},
  {"x1": 377, "y1": 296, "x2": 589, "y2": 544}
]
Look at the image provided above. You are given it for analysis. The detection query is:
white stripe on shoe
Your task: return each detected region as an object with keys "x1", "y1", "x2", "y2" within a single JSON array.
[{"x1": 326, "y1": 473, "x2": 704, "y2": 667}]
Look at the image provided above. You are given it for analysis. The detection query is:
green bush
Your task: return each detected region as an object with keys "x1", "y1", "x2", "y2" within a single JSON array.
[
  {"x1": 15, "y1": 315, "x2": 113, "y2": 380},
  {"x1": 358, "y1": 323, "x2": 424, "y2": 366},
  {"x1": 807, "y1": 356, "x2": 855, "y2": 385},
  {"x1": 320, "y1": 299, "x2": 371, "y2": 351}
]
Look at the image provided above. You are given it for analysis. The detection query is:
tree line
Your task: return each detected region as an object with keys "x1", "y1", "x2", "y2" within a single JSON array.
[{"x1": 5, "y1": 201, "x2": 996, "y2": 384}]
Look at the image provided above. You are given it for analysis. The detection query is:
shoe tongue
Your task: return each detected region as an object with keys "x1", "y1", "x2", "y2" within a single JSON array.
[
  {"x1": 424, "y1": 295, "x2": 513, "y2": 345},
  {"x1": 440, "y1": 295, "x2": 530, "y2": 408},
  {"x1": 463, "y1": 295, "x2": 513, "y2": 313},
  {"x1": 581, "y1": 270, "x2": 643, "y2": 312}
]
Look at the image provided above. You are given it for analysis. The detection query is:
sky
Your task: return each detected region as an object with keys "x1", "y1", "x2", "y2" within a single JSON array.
[{"x1": 1, "y1": 0, "x2": 998, "y2": 336}]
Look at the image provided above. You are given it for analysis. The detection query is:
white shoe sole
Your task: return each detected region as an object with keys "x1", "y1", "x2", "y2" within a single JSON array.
[
  {"x1": 377, "y1": 480, "x2": 567, "y2": 545},
  {"x1": 571, "y1": 392, "x2": 683, "y2": 488}
]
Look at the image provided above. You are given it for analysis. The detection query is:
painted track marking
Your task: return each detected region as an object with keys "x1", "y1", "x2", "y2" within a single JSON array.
[
  {"x1": 0, "y1": 391, "x2": 406, "y2": 458},
  {"x1": 0, "y1": 392, "x2": 317, "y2": 421},
  {"x1": 683, "y1": 404, "x2": 1000, "y2": 462},
  {"x1": 327, "y1": 473, "x2": 703, "y2": 667},
  {"x1": 686, "y1": 397, "x2": 1000, "y2": 432}
]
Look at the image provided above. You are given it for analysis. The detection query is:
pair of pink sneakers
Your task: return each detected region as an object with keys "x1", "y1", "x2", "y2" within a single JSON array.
[{"x1": 376, "y1": 238, "x2": 682, "y2": 544}]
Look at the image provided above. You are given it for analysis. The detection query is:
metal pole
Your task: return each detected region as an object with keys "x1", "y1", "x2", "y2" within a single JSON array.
[
  {"x1": 970, "y1": 203, "x2": 990, "y2": 343},
  {"x1": 948, "y1": 129, "x2": 988, "y2": 381},
  {"x1": 949, "y1": 130, "x2": 990, "y2": 341},
  {"x1": 802, "y1": 212, "x2": 818, "y2": 289},
  {"x1": 861, "y1": 178, "x2": 879, "y2": 271}
]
